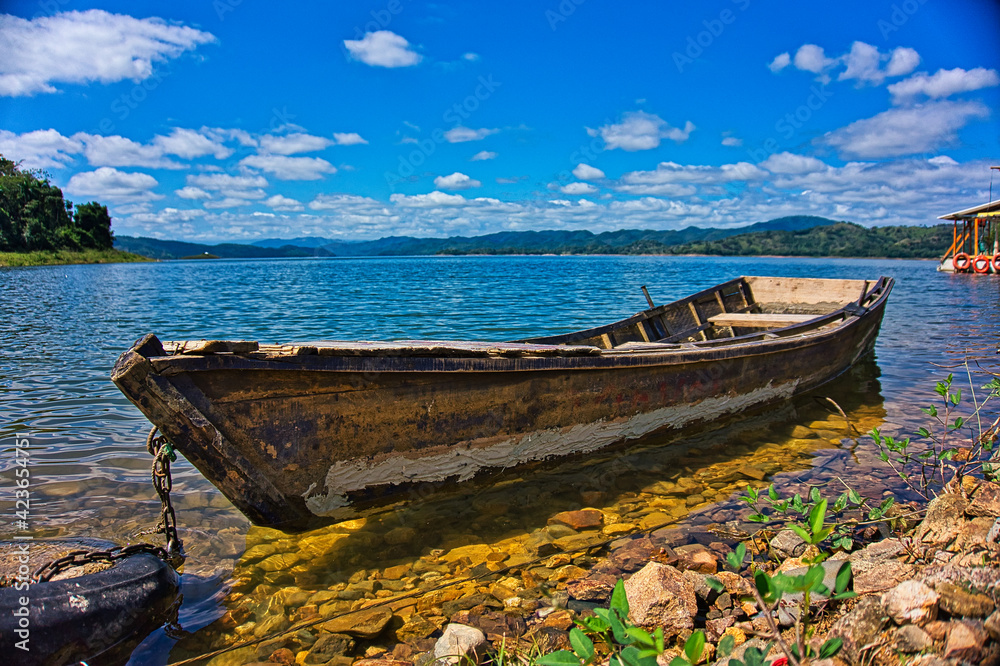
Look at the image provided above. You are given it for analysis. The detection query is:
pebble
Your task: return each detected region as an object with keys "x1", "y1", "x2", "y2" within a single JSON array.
[{"x1": 433, "y1": 624, "x2": 486, "y2": 665}]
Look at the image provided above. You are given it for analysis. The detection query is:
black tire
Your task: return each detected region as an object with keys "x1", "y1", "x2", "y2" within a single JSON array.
[{"x1": 0, "y1": 543, "x2": 180, "y2": 666}]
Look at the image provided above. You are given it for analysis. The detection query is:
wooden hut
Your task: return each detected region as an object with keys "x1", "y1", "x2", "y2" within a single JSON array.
[{"x1": 937, "y1": 199, "x2": 1000, "y2": 273}]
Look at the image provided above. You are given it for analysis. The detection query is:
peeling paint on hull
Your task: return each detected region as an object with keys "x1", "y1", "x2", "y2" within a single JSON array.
[{"x1": 303, "y1": 379, "x2": 798, "y2": 518}]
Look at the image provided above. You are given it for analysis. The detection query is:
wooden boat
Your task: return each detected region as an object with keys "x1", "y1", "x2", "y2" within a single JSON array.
[{"x1": 112, "y1": 276, "x2": 893, "y2": 530}]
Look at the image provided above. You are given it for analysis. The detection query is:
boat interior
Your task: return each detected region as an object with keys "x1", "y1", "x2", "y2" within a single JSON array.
[{"x1": 521, "y1": 276, "x2": 890, "y2": 351}]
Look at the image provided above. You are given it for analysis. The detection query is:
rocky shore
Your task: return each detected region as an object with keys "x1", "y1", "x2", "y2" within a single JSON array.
[{"x1": 198, "y1": 476, "x2": 999, "y2": 666}]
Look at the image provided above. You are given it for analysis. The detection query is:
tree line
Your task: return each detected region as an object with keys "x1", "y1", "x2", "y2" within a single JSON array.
[{"x1": 0, "y1": 154, "x2": 113, "y2": 252}]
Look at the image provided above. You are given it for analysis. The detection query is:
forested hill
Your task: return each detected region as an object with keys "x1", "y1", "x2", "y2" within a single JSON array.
[
  {"x1": 114, "y1": 217, "x2": 951, "y2": 260},
  {"x1": 664, "y1": 222, "x2": 952, "y2": 258},
  {"x1": 117, "y1": 215, "x2": 842, "y2": 258}
]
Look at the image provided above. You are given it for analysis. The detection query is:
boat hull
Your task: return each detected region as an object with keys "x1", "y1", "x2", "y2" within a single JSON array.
[{"x1": 112, "y1": 276, "x2": 892, "y2": 529}]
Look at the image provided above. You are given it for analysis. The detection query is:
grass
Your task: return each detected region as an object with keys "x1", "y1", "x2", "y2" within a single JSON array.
[{"x1": 0, "y1": 248, "x2": 152, "y2": 267}]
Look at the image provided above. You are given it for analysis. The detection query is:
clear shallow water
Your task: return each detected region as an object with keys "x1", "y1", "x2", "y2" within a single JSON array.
[{"x1": 1, "y1": 255, "x2": 998, "y2": 664}]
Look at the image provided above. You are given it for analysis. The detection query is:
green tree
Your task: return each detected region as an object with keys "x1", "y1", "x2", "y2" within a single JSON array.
[
  {"x1": 73, "y1": 201, "x2": 114, "y2": 249},
  {"x1": 0, "y1": 153, "x2": 115, "y2": 252}
]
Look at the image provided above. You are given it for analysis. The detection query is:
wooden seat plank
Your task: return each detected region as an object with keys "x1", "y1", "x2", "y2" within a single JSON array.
[{"x1": 707, "y1": 313, "x2": 816, "y2": 328}]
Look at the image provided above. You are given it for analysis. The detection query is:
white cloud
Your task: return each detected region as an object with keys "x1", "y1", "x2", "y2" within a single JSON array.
[
  {"x1": 444, "y1": 126, "x2": 498, "y2": 143},
  {"x1": 258, "y1": 132, "x2": 333, "y2": 155},
  {"x1": 839, "y1": 42, "x2": 920, "y2": 85},
  {"x1": 0, "y1": 128, "x2": 82, "y2": 169},
  {"x1": 189, "y1": 173, "x2": 268, "y2": 191},
  {"x1": 175, "y1": 186, "x2": 211, "y2": 200},
  {"x1": 821, "y1": 100, "x2": 990, "y2": 159},
  {"x1": 0, "y1": 10, "x2": 215, "y2": 96},
  {"x1": 761, "y1": 152, "x2": 828, "y2": 175},
  {"x1": 186, "y1": 172, "x2": 268, "y2": 203},
  {"x1": 154, "y1": 127, "x2": 232, "y2": 159},
  {"x1": 721, "y1": 137, "x2": 743, "y2": 147},
  {"x1": 434, "y1": 172, "x2": 481, "y2": 190},
  {"x1": 886, "y1": 47, "x2": 921, "y2": 77},
  {"x1": 265, "y1": 195, "x2": 304, "y2": 212},
  {"x1": 66, "y1": 167, "x2": 161, "y2": 202},
  {"x1": 793, "y1": 44, "x2": 836, "y2": 75},
  {"x1": 588, "y1": 111, "x2": 695, "y2": 151},
  {"x1": 203, "y1": 197, "x2": 255, "y2": 210},
  {"x1": 73, "y1": 133, "x2": 184, "y2": 169},
  {"x1": 572, "y1": 164, "x2": 605, "y2": 180},
  {"x1": 390, "y1": 191, "x2": 469, "y2": 207},
  {"x1": 343, "y1": 30, "x2": 420, "y2": 68},
  {"x1": 615, "y1": 161, "x2": 766, "y2": 195},
  {"x1": 333, "y1": 132, "x2": 368, "y2": 145},
  {"x1": 462, "y1": 52, "x2": 480, "y2": 62},
  {"x1": 778, "y1": 42, "x2": 920, "y2": 85},
  {"x1": 239, "y1": 154, "x2": 336, "y2": 180},
  {"x1": 308, "y1": 193, "x2": 381, "y2": 211},
  {"x1": 768, "y1": 52, "x2": 790, "y2": 73},
  {"x1": 388, "y1": 192, "x2": 508, "y2": 209},
  {"x1": 471, "y1": 150, "x2": 498, "y2": 161},
  {"x1": 888, "y1": 67, "x2": 1000, "y2": 105},
  {"x1": 560, "y1": 182, "x2": 598, "y2": 195}
]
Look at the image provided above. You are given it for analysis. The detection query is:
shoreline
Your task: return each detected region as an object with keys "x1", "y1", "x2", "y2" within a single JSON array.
[{"x1": 0, "y1": 249, "x2": 153, "y2": 268}]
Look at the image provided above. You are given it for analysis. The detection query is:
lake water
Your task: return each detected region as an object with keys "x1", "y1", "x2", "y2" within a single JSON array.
[{"x1": 1, "y1": 255, "x2": 998, "y2": 664}]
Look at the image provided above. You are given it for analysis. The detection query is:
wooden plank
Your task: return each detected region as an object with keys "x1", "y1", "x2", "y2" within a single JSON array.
[
  {"x1": 688, "y1": 302, "x2": 708, "y2": 341},
  {"x1": 165, "y1": 340, "x2": 260, "y2": 355},
  {"x1": 707, "y1": 313, "x2": 816, "y2": 328},
  {"x1": 637, "y1": 321, "x2": 652, "y2": 343}
]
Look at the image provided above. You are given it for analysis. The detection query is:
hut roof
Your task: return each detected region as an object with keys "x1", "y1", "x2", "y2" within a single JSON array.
[{"x1": 939, "y1": 199, "x2": 1000, "y2": 220}]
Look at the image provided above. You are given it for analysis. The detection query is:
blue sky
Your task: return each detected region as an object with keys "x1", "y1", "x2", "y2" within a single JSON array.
[{"x1": 1, "y1": 0, "x2": 998, "y2": 242}]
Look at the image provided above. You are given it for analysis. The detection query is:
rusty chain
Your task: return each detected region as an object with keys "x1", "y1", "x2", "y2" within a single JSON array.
[{"x1": 27, "y1": 426, "x2": 185, "y2": 584}]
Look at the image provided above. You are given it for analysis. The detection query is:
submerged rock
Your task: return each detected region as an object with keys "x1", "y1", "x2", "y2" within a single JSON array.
[{"x1": 548, "y1": 509, "x2": 604, "y2": 531}]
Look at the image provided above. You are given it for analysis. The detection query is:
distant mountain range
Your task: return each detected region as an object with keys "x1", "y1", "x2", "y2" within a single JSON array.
[{"x1": 115, "y1": 215, "x2": 841, "y2": 259}]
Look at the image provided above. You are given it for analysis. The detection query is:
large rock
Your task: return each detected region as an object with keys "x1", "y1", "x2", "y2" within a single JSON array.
[
  {"x1": 884, "y1": 580, "x2": 940, "y2": 626},
  {"x1": 967, "y1": 481, "x2": 1000, "y2": 518},
  {"x1": 434, "y1": 623, "x2": 486, "y2": 665},
  {"x1": 894, "y1": 624, "x2": 934, "y2": 653},
  {"x1": 849, "y1": 539, "x2": 916, "y2": 595},
  {"x1": 944, "y1": 620, "x2": 988, "y2": 662},
  {"x1": 827, "y1": 596, "x2": 889, "y2": 663},
  {"x1": 548, "y1": 509, "x2": 604, "y2": 531},
  {"x1": 935, "y1": 582, "x2": 996, "y2": 618},
  {"x1": 623, "y1": 562, "x2": 697, "y2": 635},
  {"x1": 913, "y1": 494, "x2": 969, "y2": 548},
  {"x1": 985, "y1": 610, "x2": 1000, "y2": 640}
]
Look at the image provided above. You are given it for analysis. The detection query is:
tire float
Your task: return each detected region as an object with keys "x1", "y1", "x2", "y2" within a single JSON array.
[
  {"x1": 953, "y1": 252, "x2": 971, "y2": 271},
  {"x1": 0, "y1": 538, "x2": 180, "y2": 666}
]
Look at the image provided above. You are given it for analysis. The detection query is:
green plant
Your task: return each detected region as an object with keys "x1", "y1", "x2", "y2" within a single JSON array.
[
  {"x1": 535, "y1": 581, "x2": 665, "y2": 666},
  {"x1": 706, "y1": 501, "x2": 854, "y2": 666},
  {"x1": 741, "y1": 481, "x2": 899, "y2": 554},
  {"x1": 871, "y1": 373, "x2": 1000, "y2": 499}
]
